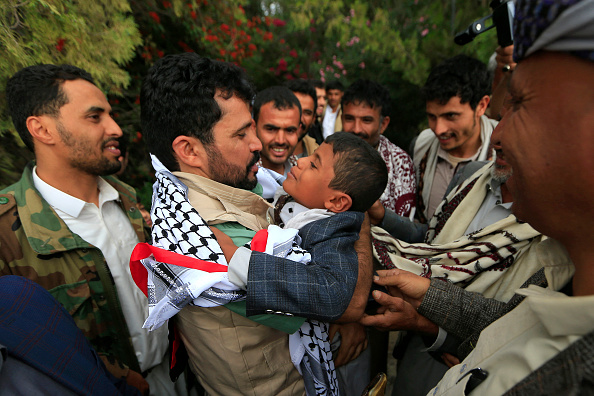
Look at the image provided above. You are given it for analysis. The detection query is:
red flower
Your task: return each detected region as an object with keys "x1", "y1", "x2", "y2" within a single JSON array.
[
  {"x1": 278, "y1": 58, "x2": 288, "y2": 71},
  {"x1": 248, "y1": 43, "x2": 257, "y2": 51},
  {"x1": 289, "y1": 49, "x2": 298, "y2": 58},
  {"x1": 263, "y1": 32, "x2": 273, "y2": 41},
  {"x1": 55, "y1": 38, "x2": 65, "y2": 52},
  {"x1": 219, "y1": 48, "x2": 226, "y2": 56},
  {"x1": 157, "y1": 50, "x2": 164, "y2": 58},
  {"x1": 149, "y1": 11, "x2": 160, "y2": 24},
  {"x1": 190, "y1": 10, "x2": 197, "y2": 19},
  {"x1": 162, "y1": 1, "x2": 172, "y2": 8},
  {"x1": 273, "y1": 19, "x2": 286, "y2": 27},
  {"x1": 220, "y1": 23, "x2": 230, "y2": 32}
]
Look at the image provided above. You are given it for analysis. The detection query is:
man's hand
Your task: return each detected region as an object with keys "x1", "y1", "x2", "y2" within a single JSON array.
[
  {"x1": 367, "y1": 200, "x2": 385, "y2": 226},
  {"x1": 126, "y1": 369, "x2": 150, "y2": 396},
  {"x1": 359, "y1": 269, "x2": 438, "y2": 334},
  {"x1": 373, "y1": 269, "x2": 430, "y2": 310},
  {"x1": 329, "y1": 322, "x2": 368, "y2": 367},
  {"x1": 441, "y1": 352, "x2": 460, "y2": 368},
  {"x1": 210, "y1": 226, "x2": 238, "y2": 262}
]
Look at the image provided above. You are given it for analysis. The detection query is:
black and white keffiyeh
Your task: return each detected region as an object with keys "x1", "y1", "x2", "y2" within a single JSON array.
[{"x1": 129, "y1": 155, "x2": 338, "y2": 396}]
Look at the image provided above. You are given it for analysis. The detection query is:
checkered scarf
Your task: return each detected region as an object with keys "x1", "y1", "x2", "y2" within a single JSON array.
[{"x1": 129, "y1": 155, "x2": 338, "y2": 396}]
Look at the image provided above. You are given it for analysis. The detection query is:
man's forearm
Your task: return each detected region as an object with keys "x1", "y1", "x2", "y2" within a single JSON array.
[{"x1": 380, "y1": 209, "x2": 427, "y2": 243}]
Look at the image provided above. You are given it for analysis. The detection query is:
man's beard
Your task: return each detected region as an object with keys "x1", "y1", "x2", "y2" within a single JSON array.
[
  {"x1": 58, "y1": 123, "x2": 122, "y2": 176},
  {"x1": 491, "y1": 164, "x2": 512, "y2": 183},
  {"x1": 205, "y1": 144, "x2": 260, "y2": 190}
]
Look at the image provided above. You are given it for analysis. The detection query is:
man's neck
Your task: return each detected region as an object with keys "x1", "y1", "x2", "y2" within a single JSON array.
[
  {"x1": 261, "y1": 158, "x2": 285, "y2": 175},
  {"x1": 500, "y1": 182, "x2": 513, "y2": 204},
  {"x1": 293, "y1": 140, "x2": 304, "y2": 156},
  {"x1": 448, "y1": 128, "x2": 482, "y2": 159},
  {"x1": 563, "y1": 236, "x2": 594, "y2": 296},
  {"x1": 35, "y1": 162, "x2": 101, "y2": 206},
  {"x1": 330, "y1": 105, "x2": 339, "y2": 113}
]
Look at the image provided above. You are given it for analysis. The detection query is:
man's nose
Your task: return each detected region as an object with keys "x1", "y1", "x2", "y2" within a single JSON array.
[
  {"x1": 433, "y1": 118, "x2": 448, "y2": 135},
  {"x1": 248, "y1": 124, "x2": 262, "y2": 151},
  {"x1": 106, "y1": 116, "x2": 123, "y2": 138}
]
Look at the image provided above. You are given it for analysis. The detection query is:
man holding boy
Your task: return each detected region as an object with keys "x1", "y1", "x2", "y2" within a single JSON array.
[{"x1": 140, "y1": 53, "x2": 372, "y2": 394}]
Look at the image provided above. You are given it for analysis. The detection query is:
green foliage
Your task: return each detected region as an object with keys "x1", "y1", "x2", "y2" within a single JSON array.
[
  {"x1": 0, "y1": 0, "x2": 501, "y2": 191},
  {"x1": 0, "y1": 0, "x2": 141, "y2": 189}
]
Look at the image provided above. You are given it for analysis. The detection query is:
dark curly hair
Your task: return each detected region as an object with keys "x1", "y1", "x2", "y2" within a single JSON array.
[
  {"x1": 341, "y1": 79, "x2": 391, "y2": 118},
  {"x1": 141, "y1": 53, "x2": 255, "y2": 171},
  {"x1": 422, "y1": 54, "x2": 491, "y2": 110}
]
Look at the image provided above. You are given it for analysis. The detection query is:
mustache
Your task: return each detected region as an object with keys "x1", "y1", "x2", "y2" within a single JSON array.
[
  {"x1": 248, "y1": 151, "x2": 260, "y2": 168},
  {"x1": 101, "y1": 138, "x2": 119, "y2": 149}
]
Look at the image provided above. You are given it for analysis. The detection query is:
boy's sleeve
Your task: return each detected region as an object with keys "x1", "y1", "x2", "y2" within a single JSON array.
[{"x1": 245, "y1": 211, "x2": 364, "y2": 322}]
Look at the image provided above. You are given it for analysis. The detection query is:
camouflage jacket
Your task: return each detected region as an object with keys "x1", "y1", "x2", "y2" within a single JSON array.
[{"x1": 0, "y1": 163, "x2": 148, "y2": 378}]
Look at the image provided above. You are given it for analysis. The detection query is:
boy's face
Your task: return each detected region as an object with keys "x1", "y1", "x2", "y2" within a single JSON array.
[{"x1": 283, "y1": 142, "x2": 342, "y2": 210}]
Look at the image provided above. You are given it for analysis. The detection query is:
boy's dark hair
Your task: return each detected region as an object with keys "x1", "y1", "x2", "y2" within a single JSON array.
[
  {"x1": 341, "y1": 79, "x2": 391, "y2": 117},
  {"x1": 325, "y1": 80, "x2": 344, "y2": 92},
  {"x1": 141, "y1": 53, "x2": 255, "y2": 171},
  {"x1": 326, "y1": 132, "x2": 388, "y2": 212},
  {"x1": 252, "y1": 86, "x2": 301, "y2": 124},
  {"x1": 6, "y1": 64, "x2": 95, "y2": 152},
  {"x1": 422, "y1": 54, "x2": 491, "y2": 110},
  {"x1": 283, "y1": 79, "x2": 317, "y2": 112}
]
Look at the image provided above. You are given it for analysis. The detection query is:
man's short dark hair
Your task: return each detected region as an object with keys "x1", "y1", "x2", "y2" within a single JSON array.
[
  {"x1": 311, "y1": 79, "x2": 325, "y2": 90},
  {"x1": 141, "y1": 53, "x2": 255, "y2": 171},
  {"x1": 283, "y1": 79, "x2": 317, "y2": 112},
  {"x1": 325, "y1": 80, "x2": 344, "y2": 92},
  {"x1": 326, "y1": 132, "x2": 388, "y2": 212},
  {"x1": 252, "y1": 86, "x2": 301, "y2": 124},
  {"x1": 422, "y1": 54, "x2": 491, "y2": 110},
  {"x1": 341, "y1": 79, "x2": 391, "y2": 118},
  {"x1": 6, "y1": 64, "x2": 95, "y2": 152}
]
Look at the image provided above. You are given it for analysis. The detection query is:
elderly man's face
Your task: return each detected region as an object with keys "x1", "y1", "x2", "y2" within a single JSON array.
[{"x1": 498, "y1": 51, "x2": 594, "y2": 240}]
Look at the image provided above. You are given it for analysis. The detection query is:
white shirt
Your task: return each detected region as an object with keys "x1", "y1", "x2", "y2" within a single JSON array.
[
  {"x1": 32, "y1": 168, "x2": 167, "y2": 372},
  {"x1": 322, "y1": 105, "x2": 339, "y2": 139}
]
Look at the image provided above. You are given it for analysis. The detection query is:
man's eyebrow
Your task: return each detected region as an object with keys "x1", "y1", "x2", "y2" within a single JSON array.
[
  {"x1": 263, "y1": 123, "x2": 280, "y2": 129},
  {"x1": 87, "y1": 106, "x2": 106, "y2": 113},
  {"x1": 235, "y1": 121, "x2": 253, "y2": 133}
]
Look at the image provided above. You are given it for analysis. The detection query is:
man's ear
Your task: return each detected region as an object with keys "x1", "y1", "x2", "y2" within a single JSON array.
[
  {"x1": 171, "y1": 135, "x2": 207, "y2": 170},
  {"x1": 379, "y1": 115, "x2": 390, "y2": 135},
  {"x1": 475, "y1": 95, "x2": 491, "y2": 118},
  {"x1": 325, "y1": 192, "x2": 352, "y2": 213},
  {"x1": 27, "y1": 115, "x2": 56, "y2": 145}
]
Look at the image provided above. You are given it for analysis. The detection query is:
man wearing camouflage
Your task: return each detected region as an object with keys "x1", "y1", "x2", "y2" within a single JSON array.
[{"x1": 0, "y1": 65, "x2": 178, "y2": 395}]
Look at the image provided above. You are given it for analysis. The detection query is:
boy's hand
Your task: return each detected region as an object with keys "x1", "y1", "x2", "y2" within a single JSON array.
[{"x1": 209, "y1": 226, "x2": 238, "y2": 262}]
